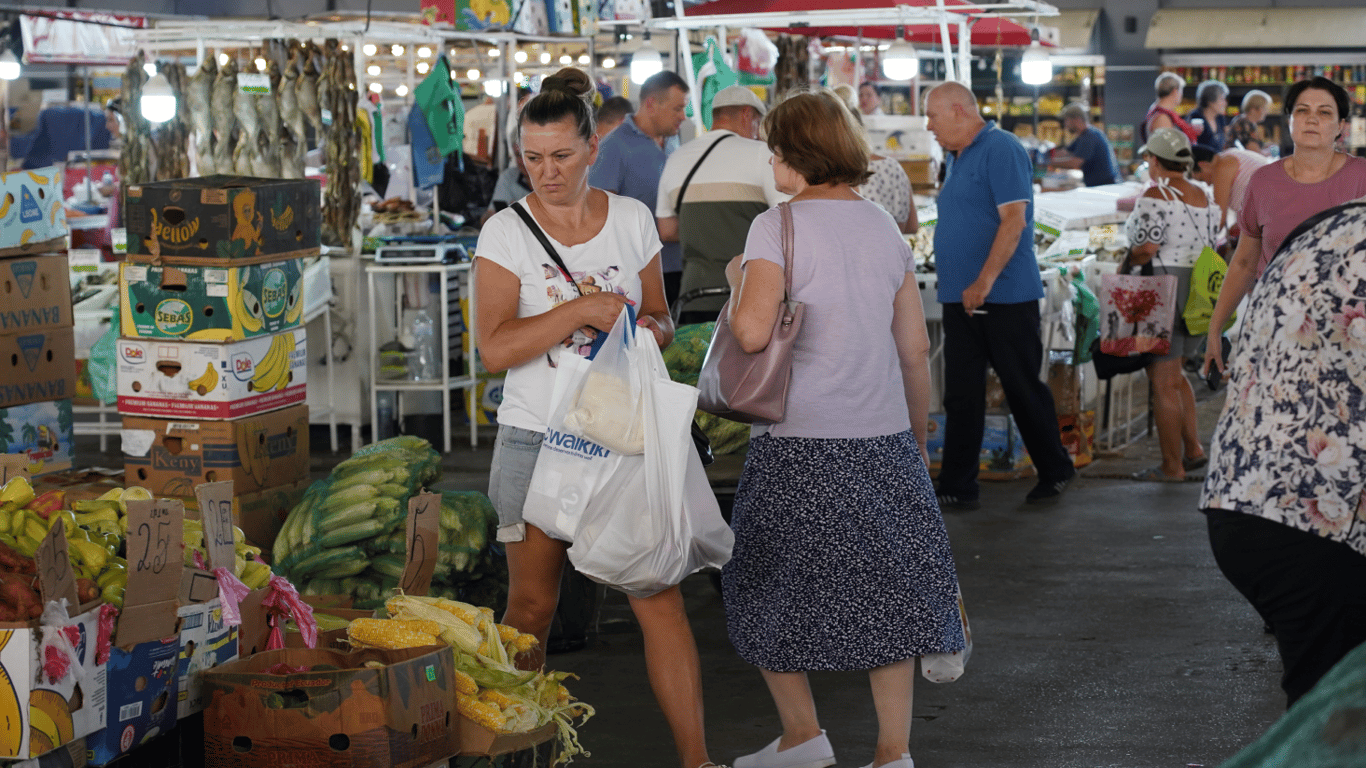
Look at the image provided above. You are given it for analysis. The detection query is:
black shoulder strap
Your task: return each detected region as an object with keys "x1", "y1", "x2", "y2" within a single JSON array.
[
  {"x1": 510, "y1": 201, "x2": 581, "y2": 297},
  {"x1": 674, "y1": 133, "x2": 734, "y2": 215}
]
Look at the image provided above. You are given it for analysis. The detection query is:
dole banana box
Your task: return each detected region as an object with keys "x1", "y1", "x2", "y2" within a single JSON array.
[
  {"x1": 0, "y1": 167, "x2": 66, "y2": 258},
  {"x1": 0, "y1": 604, "x2": 109, "y2": 759},
  {"x1": 0, "y1": 254, "x2": 73, "y2": 335},
  {"x1": 115, "y1": 329, "x2": 308, "y2": 420},
  {"x1": 123, "y1": 176, "x2": 320, "y2": 265},
  {"x1": 0, "y1": 399, "x2": 75, "y2": 476},
  {"x1": 119, "y1": 404, "x2": 309, "y2": 497},
  {"x1": 118, "y1": 260, "x2": 305, "y2": 343},
  {"x1": 0, "y1": 328, "x2": 77, "y2": 409}
]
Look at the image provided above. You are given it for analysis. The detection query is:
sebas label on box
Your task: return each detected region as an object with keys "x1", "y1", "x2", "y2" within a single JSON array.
[
  {"x1": 119, "y1": 260, "x2": 306, "y2": 343},
  {"x1": 115, "y1": 329, "x2": 307, "y2": 420}
]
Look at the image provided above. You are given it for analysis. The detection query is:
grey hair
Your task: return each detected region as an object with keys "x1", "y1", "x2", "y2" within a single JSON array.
[{"x1": 1155, "y1": 72, "x2": 1185, "y2": 98}]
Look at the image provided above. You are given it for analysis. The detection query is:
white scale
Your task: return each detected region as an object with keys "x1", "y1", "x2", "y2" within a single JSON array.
[{"x1": 374, "y1": 241, "x2": 469, "y2": 265}]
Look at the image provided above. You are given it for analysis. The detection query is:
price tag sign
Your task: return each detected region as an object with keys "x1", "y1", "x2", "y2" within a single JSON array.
[
  {"x1": 36, "y1": 522, "x2": 81, "y2": 615},
  {"x1": 120, "y1": 499, "x2": 184, "y2": 647},
  {"x1": 0, "y1": 455, "x2": 31, "y2": 485},
  {"x1": 195, "y1": 481, "x2": 236, "y2": 573},
  {"x1": 400, "y1": 492, "x2": 440, "y2": 597}
]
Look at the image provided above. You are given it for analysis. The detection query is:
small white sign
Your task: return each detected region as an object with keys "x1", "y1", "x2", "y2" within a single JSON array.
[
  {"x1": 237, "y1": 73, "x2": 271, "y2": 94},
  {"x1": 69, "y1": 249, "x2": 102, "y2": 271}
]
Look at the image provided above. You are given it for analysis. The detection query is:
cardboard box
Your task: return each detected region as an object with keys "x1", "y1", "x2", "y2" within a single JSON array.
[
  {"x1": 1060, "y1": 410, "x2": 1096, "y2": 469},
  {"x1": 0, "y1": 604, "x2": 109, "y2": 759},
  {"x1": 115, "y1": 329, "x2": 308, "y2": 420},
  {"x1": 175, "y1": 600, "x2": 238, "y2": 720},
  {"x1": 899, "y1": 159, "x2": 937, "y2": 186},
  {"x1": 8, "y1": 738, "x2": 85, "y2": 768},
  {"x1": 124, "y1": 176, "x2": 320, "y2": 265},
  {"x1": 0, "y1": 328, "x2": 76, "y2": 409},
  {"x1": 0, "y1": 254, "x2": 72, "y2": 335},
  {"x1": 118, "y1": 260, "x2": 307, "y2": 343},
  {"x1": 120, "y1": 404, "x2": 310, "y2": 497},
  {"x1": 201, "y1": 646, "x2": 458, "y2": 768},
  {"x1": 84, "y1": 637, "x2": 180, "y2": 766},
  {"x1": 926, "y1": 412, "x2": 1035, "y2": 480},
  {"x1": 0, "y1": 399, "x2": 74, "y2": 476},
  {"x1": 456, "y1": 718, "x2": 556, "y2": 757},
  {"x1": 0, "y1": 168, "x2": 67, "y2": 258},
  {"x1": 176, "y1": 480, "x2": 311, "y2": 555}
]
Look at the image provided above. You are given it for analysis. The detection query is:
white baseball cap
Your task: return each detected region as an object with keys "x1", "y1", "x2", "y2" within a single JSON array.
[{"x1": 711, "y1": 85, "x2": 767, "y2": 117}]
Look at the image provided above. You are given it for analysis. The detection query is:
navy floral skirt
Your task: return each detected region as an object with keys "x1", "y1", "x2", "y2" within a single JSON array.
[{"x1": 721, "y1": 430, "x2": 965, "y2": 672}]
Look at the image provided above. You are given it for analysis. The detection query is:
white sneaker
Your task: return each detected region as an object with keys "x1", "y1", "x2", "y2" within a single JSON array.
[
  {"x1": 734, "y1": 731, "x2": 836, "y2": 768},
  {"x1": 859, "y1": 754, "x2": 914, "y2": 768}
]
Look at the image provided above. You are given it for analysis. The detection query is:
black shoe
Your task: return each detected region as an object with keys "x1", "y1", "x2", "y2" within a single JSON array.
[
  {"x1": 1026, "y1": 469, "x2": 1077, "y2": 503},
  {"x1": 937, "y1": 493, "x2": 981, "y2": 511}
]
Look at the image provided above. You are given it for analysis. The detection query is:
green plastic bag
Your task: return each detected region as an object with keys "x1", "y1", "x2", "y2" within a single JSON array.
[
  {"x1": 688, "y1": 37, "x2": 737, "y2": 129},
  {"x1": 414, "y1": 56, "x2": 464, "y2": 158},
  {"x1": 86, "y1": 308, "x2": 118, "y2": 405},
  {"x1": 1183, "y1": 245, "x2": 1235, "y2": 335},
  {"x1": 1071, "y1": 270, "x2": 1100, "y2": 364}
]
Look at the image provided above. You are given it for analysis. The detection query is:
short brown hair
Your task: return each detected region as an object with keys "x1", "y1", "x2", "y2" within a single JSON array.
[{"x1": 764, "y1": 90, "x2": 870, "y2": 186}]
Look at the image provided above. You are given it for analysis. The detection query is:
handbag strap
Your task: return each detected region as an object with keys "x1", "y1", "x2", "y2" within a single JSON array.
[
  {"x1": 778, "y1": 201, "x2": 795, "y2": 299},
  {"x1": 510, "y1": 201, "x2": 582, "y2": 297},
  {"x1": 674, "y1": 133, "x2": 733, "y2": 215}
]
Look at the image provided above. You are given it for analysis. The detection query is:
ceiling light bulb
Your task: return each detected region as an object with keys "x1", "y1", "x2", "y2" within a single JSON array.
[
  {"x1": 140, "y1": 73, "x2": 177, "y2": 124},
  {"x1": 882, "y1": 29, "x2": 918, "y2": 81},
  {"x1": 467, "y1": 68, "x2": 480, "y2": 80},
  {"x1": 0, "y1": 51, "x2": 21, "y2": 81},
  {"x1": 255, "y1": 57, "x2": 267, "y2": 72},
  {"x1": 560, "y1": 54, "x2": 572, "y2": 65},
  {"x1": 484, "y1": 79, "x2": 504, "y2": 97},
  {"x1": 392, "y1": 45, "x2": 404, "y2": 57},
  {"x1": 578, "y1": 54, "x2": 590, "y2": 65},
  {"x1": 363, "y1": 43, "x2": 377, "y2": 56},
  {"x1": 369, "y1": 82, "x2": 383, "y2": 94},
  {"x1": 539, "y1": 51, "x2": 551, "y2": 64},
  {"x1": 630, "y1": 42, "x2": 662, "y2": 84},
  {"x1": 489, "y1": 48, "x2": 500, "y2": 58},
  {"x1": 602, "y1": 57, "x2": 616, "y2": 70},
  {"x1": 514, "y1": 50, "x2": 527, "y2": 64},
  {"x1": 340, "y1": 44, "x2": 349, "y2": 52},
  {"x1": 396, "y1": 84, "x2": 409, "y2": 97},
  {"x1": 417, "y1": 47, "x2": 432, "y2": 58},
  {"x1": 218, "y1": 53, "x2": 229, "y2": 66},
  {"x1": 367, "y1": 64, "x2": 381, "y2": 77},
  {"x1": 416, "y1": 62, "x2": 430, "y2": 74},
  {"x1": 143, "y1": 62, "x2": 156, "y2": 77},
  {"x1": 1020, "y1": 34, "x2": 1052, "y2": 85}
]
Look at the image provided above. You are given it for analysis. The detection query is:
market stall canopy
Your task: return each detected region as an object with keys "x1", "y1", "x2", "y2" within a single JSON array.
[
  {"x1": 675, "y1": 0, "x2": 1057, "y2": 46},
  {"x1": 1146, "y1": 8, "x2": 1366, "y2": 49}
]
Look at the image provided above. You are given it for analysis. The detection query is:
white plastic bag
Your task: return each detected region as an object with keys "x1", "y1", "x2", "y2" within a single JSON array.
[
  {"x1": 921, "y1": 589, "x2": 972, "y2": 683},
  {"x1": 562, "y1": 308, "x2": 645, "y2": 454}
]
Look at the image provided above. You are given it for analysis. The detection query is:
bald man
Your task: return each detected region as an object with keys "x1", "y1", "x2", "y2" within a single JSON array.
[{"x1": 924, "y1": 82, "x2": 1075, "y2": 509}]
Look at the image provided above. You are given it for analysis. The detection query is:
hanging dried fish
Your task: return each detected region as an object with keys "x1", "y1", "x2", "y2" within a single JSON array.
[
  {"x1": 279, "y1": 48, "x2": 306, "y2": 177},
  {"x1": 318, "y1": 39, "x2": 361, "y2": 247},
  {"x1": 187, "y1": 55, "x2": 216, "y2": 174},
  {"x1": 151, "y1": 61, "x2": 191, "y2": 180},
  {"x1": 255, "y1": 60, "x2": 282, "y2": 177},
  {"x1": 120, "y1": 53, "x2": 153, "y2": 188},
  {"x1": 212, "y1": 58, "x2": 239, "y2": 175},
  {"x1": 233, "y1": 128, "x2": 253, "y2": 176},
  {"x1": 297, "y1": 42, "x2": 323, "y2": 144}
]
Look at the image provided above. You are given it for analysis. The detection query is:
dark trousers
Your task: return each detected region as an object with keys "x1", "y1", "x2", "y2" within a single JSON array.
[
  {"x1": 939, "y1": 300, "x2": 1073, "y2": 498},
  {"x1": 1206, "y1": 508, "x2": 1366, "y2": 707},
  {"x1": 663, "y1": 270, "x2": 682, "y2": 309}
]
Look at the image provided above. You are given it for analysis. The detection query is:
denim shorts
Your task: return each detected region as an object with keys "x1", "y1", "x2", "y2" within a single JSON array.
[{"x1": 488, "y1": 425, "x2": 544, "y2": 543}]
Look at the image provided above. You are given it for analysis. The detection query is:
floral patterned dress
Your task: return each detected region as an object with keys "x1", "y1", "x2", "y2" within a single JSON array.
[{"x1": 1200, "y1": 200, "x2": 1366, "y2": 555}]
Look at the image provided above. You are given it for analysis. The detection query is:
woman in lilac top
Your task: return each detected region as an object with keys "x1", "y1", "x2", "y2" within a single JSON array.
[
  {"x1": 1204, "y1": 77, "x2": 1366, "y2": 380},
  {"x1": 719, "y1": 91, "x2": 962, "y2": 768}
]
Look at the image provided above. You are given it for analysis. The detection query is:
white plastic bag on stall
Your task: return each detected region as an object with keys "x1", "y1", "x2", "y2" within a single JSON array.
[{"x1": 565, "y1": 308, "x2": 733, "y2": 597}]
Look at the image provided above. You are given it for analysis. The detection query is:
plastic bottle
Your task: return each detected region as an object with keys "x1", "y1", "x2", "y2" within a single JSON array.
[
  {"x1": 410, "y1": 309, "x2": 439, "y2": 381},
  {"x1": 377, "y1": 391, "x2": 396, "y2": 440}
]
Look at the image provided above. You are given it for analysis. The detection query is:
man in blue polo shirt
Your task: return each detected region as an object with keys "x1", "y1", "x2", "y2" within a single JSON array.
[
  {"x1": 589, "y1": 70, "x2": 690, "y2": 304},
  {"x1": 1049, "y1": 101, "x2": 1120, "y2": 187},
  {"x1": 925, "y1": 81, "x2": 1075, "y2": 509}
]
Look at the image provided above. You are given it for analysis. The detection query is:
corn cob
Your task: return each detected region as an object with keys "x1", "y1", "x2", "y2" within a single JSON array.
[
  {"x1": 455, "y1": 670, "x2": 479, "y2": 696},
  {"x1": 347, "y1": 618, "x2": 440, "y2": 650},
  {"x1": 457, "y1": 693, "x2": 507, "y2": 732},
  {"x1": 388, "y1": 618, "x2": 443, "y2": 637},
  {"x1": 479, "y1": 689, "x2": 517, "y2": 709}
]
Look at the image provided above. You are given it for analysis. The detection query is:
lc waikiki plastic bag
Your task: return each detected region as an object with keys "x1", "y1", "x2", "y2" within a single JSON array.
[
  {"x1": 562, "y1": 305, "x2": 646, "y2": 454},
  {"x1": 1182, "y1": 245, "x2": 1235, "y2": 335}
]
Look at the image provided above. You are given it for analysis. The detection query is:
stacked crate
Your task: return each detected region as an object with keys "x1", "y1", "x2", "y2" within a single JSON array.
[
  {"x1": 115, "y1": 175, "x2": 321, "y2": 548},
  {"x1": 0, "y1": 167, "x2": 77, "y2": 476}
]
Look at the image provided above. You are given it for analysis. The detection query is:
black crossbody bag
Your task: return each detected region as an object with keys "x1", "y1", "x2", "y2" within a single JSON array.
[{"x1": 510, "y1": 201, "x2": 715, "y2": 466}]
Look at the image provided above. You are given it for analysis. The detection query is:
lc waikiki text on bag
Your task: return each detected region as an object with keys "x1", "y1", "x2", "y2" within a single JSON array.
[
  {"x1": 697, "y1": 201, "x2": 804, "y2": 423},
  {"x1": 521, "y1": 306, "x2": 733, "y2": 597}
]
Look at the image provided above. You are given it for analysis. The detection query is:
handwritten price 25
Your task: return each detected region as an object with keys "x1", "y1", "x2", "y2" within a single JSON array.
[{"x1": 135, "y1": 520, "x2": 171, "y2": 574}]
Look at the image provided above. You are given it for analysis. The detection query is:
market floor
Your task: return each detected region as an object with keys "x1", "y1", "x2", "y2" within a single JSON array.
[{"x1": 77, "y1": 384, "x2": 1287, "y2": 767}]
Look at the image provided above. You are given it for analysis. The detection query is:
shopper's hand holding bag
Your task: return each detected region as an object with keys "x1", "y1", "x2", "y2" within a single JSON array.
[{"x1": 697, "y1": 202, "x2": 803, "y2": 423}]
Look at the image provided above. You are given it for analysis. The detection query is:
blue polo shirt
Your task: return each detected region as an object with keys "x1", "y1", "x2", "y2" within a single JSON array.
[
  {"x1": 590, "y1": 115, "x2": 682, "y2": 272},
  {"x1": 1066, "y1": 125, "x2": 1120, "y2": 187},
  {"x1": 934, "y1": 121, "x2": 1043, "y2": 305}
]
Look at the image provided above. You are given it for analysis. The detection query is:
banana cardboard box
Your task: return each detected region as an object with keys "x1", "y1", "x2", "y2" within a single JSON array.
[
  {"x1": 0, "y1": 400, "x2": 74, "y2": 477},
  {"x1": 118, "y1": 260, "x2": 306, "y2": 343},
  {"x1": 84, "y1": 636, "x2": 179, "y2": 766},
  {"x1": 115, "y1": 330, "x2": 308, "y2": 420},
  {"x1": 0, "y1": 254, "x2": 73, "y2": 336},
  {"x1": 201, "y1": 645, "x2": 457, "y2": 768},
  {"x1": 0, "y1": 168, "x2": 66, "y2": 258},
  {"x1": 0, "y1": 328, "x2": 76, "y2": 410},
  {"x1": 123, "y1": 176, "x2": 320, "y2": 266},
  {"x1": 119, "y1": 405, "x2": 309, "y2": 497},
  {"x1": 174, "y1": 599, "x2": 237, "y2": 720},
  {"x1": 0, "y1": 604, "x2": 109, "y2": 760}
]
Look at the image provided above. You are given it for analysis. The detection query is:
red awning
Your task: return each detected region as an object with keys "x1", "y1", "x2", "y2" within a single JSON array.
[{"x1": 683, "y1": 0, "x2": 1042, "y2": 46}]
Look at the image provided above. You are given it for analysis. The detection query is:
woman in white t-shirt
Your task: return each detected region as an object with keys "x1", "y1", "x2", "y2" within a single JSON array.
[{"x1": 473, "y1": 68, "x2": 725, "y2": 768}]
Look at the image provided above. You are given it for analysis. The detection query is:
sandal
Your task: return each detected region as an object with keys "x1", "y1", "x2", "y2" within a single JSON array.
[
  {"x1": 1182, "y1": 455, "x2": 1208, "y2": 472},
  {"x1": 1131, "y1": 467, "x2": 1184, "y2": 483}
]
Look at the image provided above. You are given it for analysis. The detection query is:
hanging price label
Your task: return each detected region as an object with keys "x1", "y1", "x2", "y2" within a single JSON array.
[
  {"x1": 400, "y1": 492, "x2": 440, "y2": 597},
  {"x1": 36, "y1": 522, "x2": 81, "y2": 616},
  {"x1": 120, "y1": 498, "x2": 185, "y2": 647},
  {"x1": 196, "y1": 481, "x2": 236, "y2": 573},
  {"x1": 0, "y1": 455, "x2": 31, "y2": 485}
]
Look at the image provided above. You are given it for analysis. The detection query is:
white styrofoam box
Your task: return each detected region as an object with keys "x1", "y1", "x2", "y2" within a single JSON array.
[
  {"x1": 115, "y1": 328, "x2": 307, "y2": 420},
  {"x1": 300, "y1": 255, "x2": 331, "y2": 321}
]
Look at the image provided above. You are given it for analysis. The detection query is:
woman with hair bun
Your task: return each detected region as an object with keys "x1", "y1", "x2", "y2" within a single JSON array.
[{"x1": 473, "y1": 68, "x2": 727, "y2": 768}]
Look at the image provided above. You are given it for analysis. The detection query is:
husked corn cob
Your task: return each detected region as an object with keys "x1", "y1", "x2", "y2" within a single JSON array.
[
  {"x1": 347, "y1": 618, "x2": 438, "y2": 650},
  {"x1": 389, "y1": 619, "x2": 443, "y2": 637},
  {"x1": 495, "y1": 624, "x2": 520, "y2": 643},
  {"x1": 479, "y1": 689, "x2": 517, "y2": 709},
  {"x1": 455, "y1": 670, "x2": 479, "y2": 696},
  {"x1": 509, "y1": 633, "x2": 538, "y2": 654},
  {"x1": 457, "y1": 693, "x2": 507, "y2": 732}
]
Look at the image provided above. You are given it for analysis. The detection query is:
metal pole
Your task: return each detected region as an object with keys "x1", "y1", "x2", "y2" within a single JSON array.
[{"x1": 84, "y1": 65, "x2": 93, "y2": 200}]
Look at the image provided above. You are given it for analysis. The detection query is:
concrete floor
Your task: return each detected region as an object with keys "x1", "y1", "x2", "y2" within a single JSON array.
[{"x1": 77, "y1": 376, "x2": 1288, "y2": 768}]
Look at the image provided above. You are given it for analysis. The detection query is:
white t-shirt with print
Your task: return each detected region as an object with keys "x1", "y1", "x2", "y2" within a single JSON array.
[{"x1": 474, "y1": 192, "x2": 662, "y2": 433}]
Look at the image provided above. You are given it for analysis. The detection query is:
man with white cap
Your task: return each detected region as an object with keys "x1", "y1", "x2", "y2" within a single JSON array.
[{"x1": 656, "y1": 84, "x2": 788, "y2": 323}]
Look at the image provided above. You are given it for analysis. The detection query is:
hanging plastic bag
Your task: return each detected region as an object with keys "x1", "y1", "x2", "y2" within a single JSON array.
[
  {"x1": 562, "y1": 305, "x2": 645, "y2": 454},
  {"x1": 1182, "y1": 245, "x2": 1235, "y2": 336},
  {"x1": 1071, "y1": 270, "x2": 1100, "y2": 364},
  {"x1": 1098, "y1": 269, "x2": 1177, "y2": 357},
  {"x1": 567, "y1": 325, "x2": 732, "y2": 597},
  {"x1": 921, "y1": 589, "x2": 972, "y2": 683},
  {"x1": 736, "y1": 28, "x2": 779, "y2": 86},
  {"x1": 413, "y1": 56, "x2": 464, "y2": 158},
  {"x1": 689, "y1": 37, "x2": 737, "y2": 129}
]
